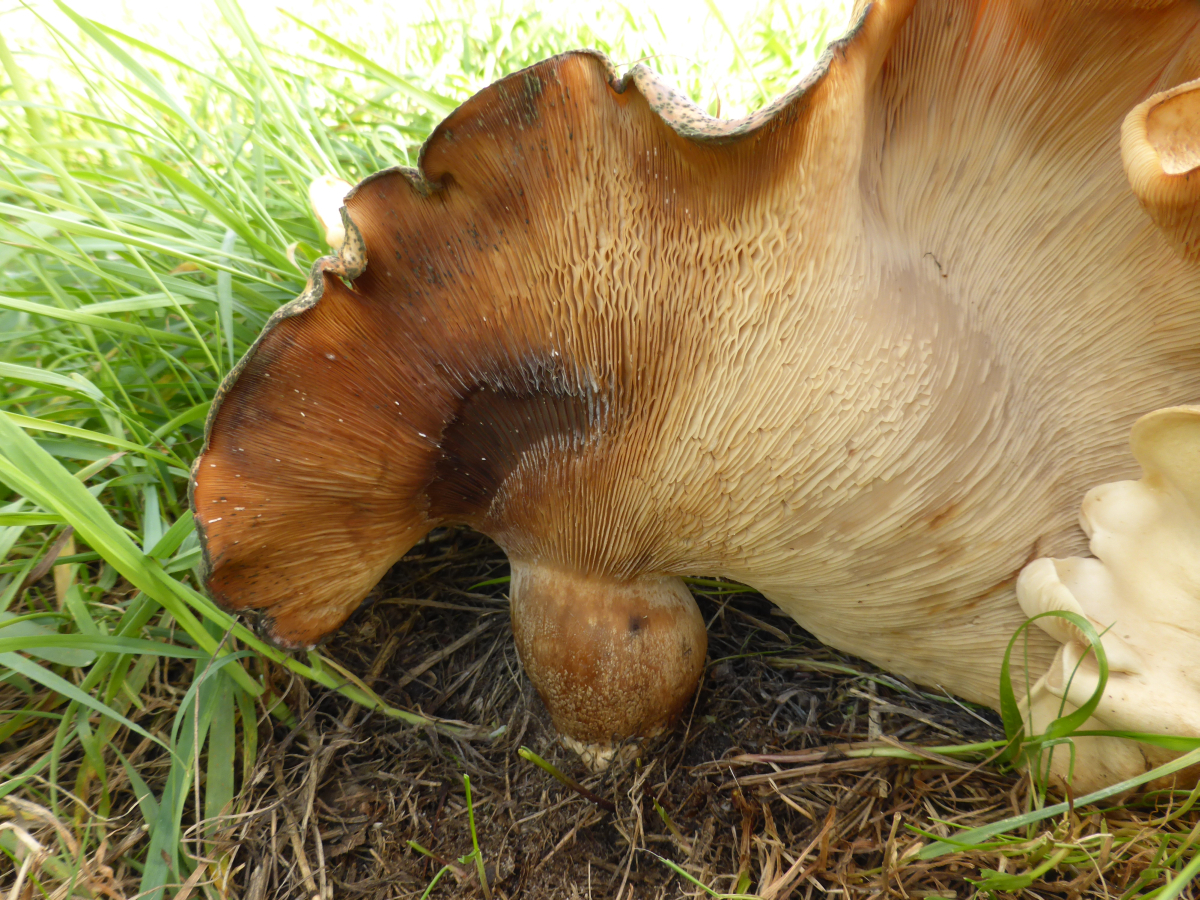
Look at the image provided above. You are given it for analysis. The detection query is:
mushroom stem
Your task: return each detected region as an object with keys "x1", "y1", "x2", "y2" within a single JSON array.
[{"x1": 509, "y1": 561, "x2": 707, "y2": 765}]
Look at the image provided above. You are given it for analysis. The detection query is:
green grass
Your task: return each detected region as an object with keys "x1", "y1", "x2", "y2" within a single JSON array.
[{"x1": 1, "y1": 1, "x2": 1198, "y2": 897}]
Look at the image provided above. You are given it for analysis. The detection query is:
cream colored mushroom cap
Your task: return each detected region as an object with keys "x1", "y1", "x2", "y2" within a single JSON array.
[
  {"x1": 307, "y1": 175, "x2": 353, "y2": 251},
  {"x1": 1018, "y1": 407, "x2": 1200, "y2": 793},
  {"x1": 1124, "y1": 78, "x2": 1200, "y2": 260}
]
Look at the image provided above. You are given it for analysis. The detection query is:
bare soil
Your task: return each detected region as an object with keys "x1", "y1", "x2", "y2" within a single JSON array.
[
  {"x1": 218, "y1": 529, "x2": 1192, "y2": 899},
  {"x1": 4, "y1": 527, "x2": 1196, "y2": 899}
]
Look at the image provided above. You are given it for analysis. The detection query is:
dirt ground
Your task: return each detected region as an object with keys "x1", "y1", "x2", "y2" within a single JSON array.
[
  {"x1": 6, "y1": 527, "x2": 1196, "y2": 899},
  {"x1": 211, "y1": 529, "x2": 1196, "y2": 900}
]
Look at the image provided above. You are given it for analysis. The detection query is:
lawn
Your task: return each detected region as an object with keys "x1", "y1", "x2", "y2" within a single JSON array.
[{"x1": 1, "y1": 1, "x2": 1199, "y2": 897}]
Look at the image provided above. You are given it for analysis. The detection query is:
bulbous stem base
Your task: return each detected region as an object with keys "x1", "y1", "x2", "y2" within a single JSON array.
[{"x1": 509, "y1": 561, "x2": 708, "y2": 755}]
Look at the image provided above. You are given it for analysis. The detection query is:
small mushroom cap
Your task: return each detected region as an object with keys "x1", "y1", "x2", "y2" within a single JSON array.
[
  {"x1": 308, "y1": 175, "x2": 353, "y2": 250},
  {"x1": 194, "y1": 0, "x2": 1200, "y2": 784},
  {"x1": 1124, "y1": 77, "x2": 1200, "y2": 260},
  {"x1": 1018, "y1": 407, "x2": 1200, "y2": 792}
]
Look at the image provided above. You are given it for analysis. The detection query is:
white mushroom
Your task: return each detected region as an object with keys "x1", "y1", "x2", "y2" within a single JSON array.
[
  {"x1": 1018, "y1": 407, "x2": 1200, "y2": 793},
  {"x1": 307, "y1": 175, "x2": 353, "y2": 251}
]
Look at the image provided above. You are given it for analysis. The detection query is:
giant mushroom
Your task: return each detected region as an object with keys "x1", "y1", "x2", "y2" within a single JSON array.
[{"x1": 192, "y1": 0, "x2": 1200, "y2": 785}]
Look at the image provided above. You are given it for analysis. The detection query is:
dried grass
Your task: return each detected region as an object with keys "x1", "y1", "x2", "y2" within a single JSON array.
[{"x1": 8, "y1": 529, "x2": 1194, "y2": 899}]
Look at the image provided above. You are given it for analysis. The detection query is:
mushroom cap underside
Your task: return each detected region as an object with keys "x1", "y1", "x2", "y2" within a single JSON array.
[
  {"x1": 190, "y1": 1, "x2": 901, "y2": 647},
  {"x1": 193, "y1": 0, "x2": 1200, "y2": 692}
]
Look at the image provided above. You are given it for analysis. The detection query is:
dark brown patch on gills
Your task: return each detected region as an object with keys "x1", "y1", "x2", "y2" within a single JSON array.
[{"x1": 429, "y1": 380, "x2": 599, "y2": 521}]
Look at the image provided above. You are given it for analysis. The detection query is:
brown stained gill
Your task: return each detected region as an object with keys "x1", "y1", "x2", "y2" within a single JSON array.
[
  {"x1": 428, "y1": 376, "x2": 604, "y2": 522},
  {"x1": 188, "y1": 203, "x2": 368, "y2": 558}
]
